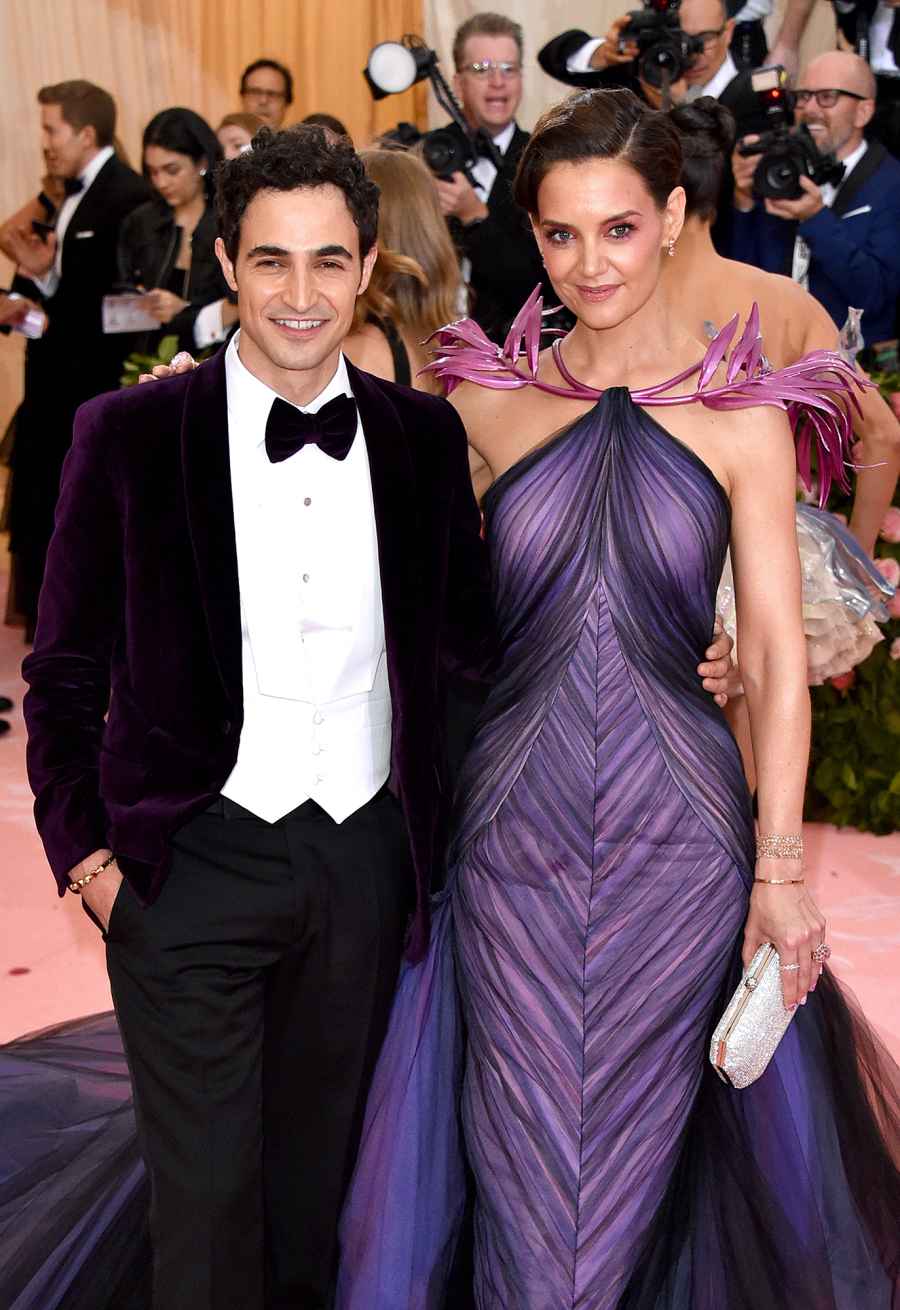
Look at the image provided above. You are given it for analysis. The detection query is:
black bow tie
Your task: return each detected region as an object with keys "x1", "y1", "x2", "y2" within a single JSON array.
[
  {"x1": 63, "y1": 176, "x2": 84, "y2": 199},
  {"x1": 264, "y1": 394, "x2": 357, "y2": 464}
]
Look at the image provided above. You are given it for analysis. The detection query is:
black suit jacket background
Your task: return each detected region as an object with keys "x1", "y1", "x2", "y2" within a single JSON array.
[
  {"x1": 9, "y1": 154, "x2": 151, "y2": 631},
  {"x1": 30, "y1": 154, "x2": 152, "y2": 401}
]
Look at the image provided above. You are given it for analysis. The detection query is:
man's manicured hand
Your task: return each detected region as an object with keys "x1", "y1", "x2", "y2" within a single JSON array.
[
  {"x1": 69, "y1": 849, "x2": 124, "y2": 933},
  {"x1": 698, "y1": 618, "x2": 742, "y2": 707},
  {"x1": 765, "y1": 174, "x2": 825, "y2": 222},
  {"x1": 434, "y1": 172, "x2": 489, "y2": 225},
  {"x1": 138, "y1": 351, "x2": 198, "y2": 383}
]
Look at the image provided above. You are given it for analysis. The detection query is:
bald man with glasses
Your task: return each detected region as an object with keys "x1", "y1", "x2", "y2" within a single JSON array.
[{"x1": 729, "y1": 50, "x2": 900, "y2": 348}]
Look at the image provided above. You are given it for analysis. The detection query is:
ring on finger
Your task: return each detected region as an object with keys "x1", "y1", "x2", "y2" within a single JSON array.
[
  {"x1": 780, "y1": 962, "x2": 801, "y2": 972},
  {"x1": 811, "y1": 943, "x2": 831, "y2": 964}
]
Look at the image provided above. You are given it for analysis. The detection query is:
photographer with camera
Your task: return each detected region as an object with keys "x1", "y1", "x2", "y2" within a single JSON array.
[
  {"x1": 729, "y1": 51, "x2": 900, "y2": 347},
  {"x1": 538, "y1": 0, "x2": 817, "y2": 101},
  {"x1": 430, "y1": 12, "x2": 548, "y2": 341}
]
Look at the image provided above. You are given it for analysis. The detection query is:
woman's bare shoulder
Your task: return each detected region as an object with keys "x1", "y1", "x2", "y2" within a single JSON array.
[
  {"x1": 721, "y1": 396, "x2": 795, "y2": 484},
  {"x1": 343, "y1": 322, "x2": 396, "y2": 382},
  {"x1": 448, "y1": 380, "x2": 528, "y2": 458},
  {"x1": 717, "y1": 258, "x2": 837, "y2": 365}
]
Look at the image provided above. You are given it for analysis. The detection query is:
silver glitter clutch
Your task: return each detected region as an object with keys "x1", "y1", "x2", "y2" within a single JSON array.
[{"x1": 709, "y1": 944, "x2": 795, "y2": 1089}]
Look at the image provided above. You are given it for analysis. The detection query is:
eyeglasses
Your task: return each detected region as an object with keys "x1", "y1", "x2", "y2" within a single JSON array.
[
  {"x1": 460, "y1": 60, "x2": 522, "y2": 79},
  {"x1": 691, "y1": 26, "x2": 727, "y2": 49},
  {"x1": 794, "y1": 88, "x2": 867, "y2": 108},
  {"x1": 242, "y1": 85, "x2": 287, "y2": 101}
]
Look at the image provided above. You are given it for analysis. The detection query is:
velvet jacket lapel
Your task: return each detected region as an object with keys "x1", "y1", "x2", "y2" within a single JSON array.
[
  {"x1": 345, "y1": 359, "x2": 422, "y2": 731},
  {"x1": 180, "y1": 348, "x2": 243, "y2": 711}
]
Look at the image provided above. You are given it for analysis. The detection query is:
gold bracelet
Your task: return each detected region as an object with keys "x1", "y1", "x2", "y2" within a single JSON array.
[
  {"x1": 754, "y1": 876, "x2": 805, "y2": 886},
  {"x1": 756, "y1": 835, "x2": 803, "y2": 861},
  {"x1": 68, "y1": 853, "x2": 116, "y2": 895}
]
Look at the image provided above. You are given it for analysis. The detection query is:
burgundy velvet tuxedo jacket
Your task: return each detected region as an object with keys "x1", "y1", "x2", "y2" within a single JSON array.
[{"x1": 22, "y1": 349, "x2": 493, "y2": 961}]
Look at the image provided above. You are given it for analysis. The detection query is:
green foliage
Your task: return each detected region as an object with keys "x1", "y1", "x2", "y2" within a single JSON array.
[
  {"x1": 804, "y1": 370, "x2": 899, "y2": 834},
  {"x1": 119, "y1": 335, "x2": 181, "y2": 388}
]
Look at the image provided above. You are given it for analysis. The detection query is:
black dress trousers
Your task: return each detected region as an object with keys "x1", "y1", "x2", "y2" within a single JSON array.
[{"x1": 106, "y1": 787, "x2": 414, "y2": 1310}]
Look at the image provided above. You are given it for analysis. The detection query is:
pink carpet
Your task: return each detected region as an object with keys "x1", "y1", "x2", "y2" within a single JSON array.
[{"x1": 1, "y1": 599, "x2": 899, "y2": 1058}]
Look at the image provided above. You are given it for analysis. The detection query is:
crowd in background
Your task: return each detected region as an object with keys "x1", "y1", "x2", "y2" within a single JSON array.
[{"x1": 1, "y1": 6, "x2": 899, "y2": 646}]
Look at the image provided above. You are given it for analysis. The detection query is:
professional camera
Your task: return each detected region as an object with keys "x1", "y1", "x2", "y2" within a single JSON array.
[
  {"x1": 735, "y1": 66, "x2": 845, "y2": 201},
  {"x1": 364, "y1": 35, "x2": 503, "y2": 182},
  {"x1": 617, "y1": 0, "x2": 704, "y2": 88}
]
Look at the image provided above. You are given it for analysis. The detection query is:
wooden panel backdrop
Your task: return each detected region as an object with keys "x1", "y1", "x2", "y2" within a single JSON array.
[{"x1": 0, "y1": 0, "x2": 427, "y2": 427}]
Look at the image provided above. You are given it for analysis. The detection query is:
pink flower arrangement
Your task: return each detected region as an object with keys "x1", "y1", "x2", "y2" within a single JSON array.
[
  {"x1": 874, "y1": 556, "x2": 900, "y2": 589},
  {"x1": 829, "y1": 670, "x2": 856, "y2": 693},
  {"x1": 890, "y1": 637, "x2": 900, "y2": 661},
  {"x1": 880, "y1": 506, "x2": 900, "y2": 543}
]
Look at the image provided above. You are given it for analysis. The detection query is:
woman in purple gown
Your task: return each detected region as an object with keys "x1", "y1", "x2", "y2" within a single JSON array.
[{"x1": 428, "y1": 88, "x2": 900, "y2": 1308}]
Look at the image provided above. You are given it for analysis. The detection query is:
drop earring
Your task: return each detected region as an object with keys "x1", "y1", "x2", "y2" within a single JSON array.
[{"x1": 667, "y1": 240, "x2": 676, "y2": 258}]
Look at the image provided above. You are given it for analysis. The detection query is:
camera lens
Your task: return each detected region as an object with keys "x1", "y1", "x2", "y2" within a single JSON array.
[
  {"x1": 765, "y1": 157, "x2": 800, "y2": 196},
  {"x1": 421, "y1": 129, "x2": 466, "y2": 177},
  {"x1": 639, "y1": 39, "x2": 685, "y2": 86}
]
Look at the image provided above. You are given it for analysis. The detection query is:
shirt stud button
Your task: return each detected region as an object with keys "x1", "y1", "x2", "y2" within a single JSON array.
[
  {"x1": 302, "y1": 572, "x2": 310, "y2": 583},
  {"x1": 303, "y1": 497, "x2": 312, "y2": 506}
]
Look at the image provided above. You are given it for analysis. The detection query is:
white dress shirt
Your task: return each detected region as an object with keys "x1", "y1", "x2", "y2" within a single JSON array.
[
  {"x1": 791, "y1": 139, "x2": 868, "y2": 290},
  {"x1": 221, "y1": 333, "x2": 391, "y2": 823},
  {"x1": 468, "y1": 120, "x2": 517, "y2": 204},
  {"x1": 34, "y1": 144, "x2": 115, "y2": 298},
  {"x1": 687, "y1": 52, "x2": 739, "y2": 101}
]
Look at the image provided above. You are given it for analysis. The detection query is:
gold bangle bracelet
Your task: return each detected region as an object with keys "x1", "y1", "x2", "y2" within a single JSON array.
[
  {"x1": 754, "y1": 876, "x2": 805, "y2": 886},
  {"x1": 756, "y1": 835, "x2": 803, "y2": 861},
  {"x1": 68, "y1": 853, "x2": 116, "y2": 895}
]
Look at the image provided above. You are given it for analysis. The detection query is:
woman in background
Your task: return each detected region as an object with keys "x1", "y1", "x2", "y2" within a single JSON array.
[
  {"x1": 666, "y1": 97, "x2": 898, "y2": 782},
  {"x1": 216, "y1": 111, "x2": 264, "y2": 159},
  {"x1": 343, "y1": 148, "x2": 462, "y2": 393},
  {"x1": 118, "y1": 107, "x2": 235, "y2": 357}
]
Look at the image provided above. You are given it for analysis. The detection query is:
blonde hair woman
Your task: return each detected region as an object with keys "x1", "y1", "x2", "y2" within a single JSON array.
[{"x1": 344, "y1": 148, "x2": 463, "y2": 392}]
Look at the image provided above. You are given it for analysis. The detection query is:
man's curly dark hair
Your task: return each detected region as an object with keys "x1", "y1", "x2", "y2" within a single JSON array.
[{"x1": 216, "y1": 125, "x2": 380, "y2": 264}]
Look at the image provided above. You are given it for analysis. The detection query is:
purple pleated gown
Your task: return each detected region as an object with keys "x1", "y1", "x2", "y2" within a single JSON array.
[
  {"x1": 441, "y1": 387, "x2": 899, "y2": 1308},
  {"x1": 448, "y1": 387, "x2": 751, "y2": 1306}
]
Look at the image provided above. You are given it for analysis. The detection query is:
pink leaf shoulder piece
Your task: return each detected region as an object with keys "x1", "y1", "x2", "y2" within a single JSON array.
[{"x1": 423, "y1": 286, "x2": 871, "y2": 506}]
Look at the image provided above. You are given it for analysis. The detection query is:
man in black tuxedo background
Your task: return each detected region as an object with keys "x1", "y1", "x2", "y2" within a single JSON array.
[
  {"x1": 4, "y1": 80, "x2": 150, "y2": 638},
  {"x1": 431, "y1": 12, "x2": 550, "y2": 342}
]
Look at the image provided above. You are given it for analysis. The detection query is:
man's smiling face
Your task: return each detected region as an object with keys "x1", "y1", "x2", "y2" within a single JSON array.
[{"x1": 216, "y1": 183, "x2": 376, "y2": 404}]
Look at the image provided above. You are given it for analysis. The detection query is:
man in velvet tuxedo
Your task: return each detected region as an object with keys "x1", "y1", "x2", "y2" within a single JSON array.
[
  {"x1": 22, "y1": 126, "x2": 492, "y2": 1310},
  {"x1": 5, "y1": 81, "x2": 151, "y2": 637}
]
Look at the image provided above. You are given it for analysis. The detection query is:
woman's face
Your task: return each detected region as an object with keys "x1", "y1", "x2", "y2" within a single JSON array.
[
  {"x1": 218, "y1": 123, "x2": 253, "y2": 160},
  {"x1": 144, "y1": 145, "x2": 206, "y2": 209},
  {"x1": 532, "y1": 158, "x2": 684, "y2": 331}
]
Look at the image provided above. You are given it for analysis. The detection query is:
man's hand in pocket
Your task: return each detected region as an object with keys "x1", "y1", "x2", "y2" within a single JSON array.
[{"x1": 69, "y1": 849, "x2": 124, "y2": 932}]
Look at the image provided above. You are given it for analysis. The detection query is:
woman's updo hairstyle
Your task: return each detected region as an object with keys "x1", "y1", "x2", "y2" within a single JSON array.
[
  {"x1": 668, "y1": 96, "x2": 736, "y2": 222},
  {"x1": 514, "y1": 88, "x2": 683, "y2": 216}
]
